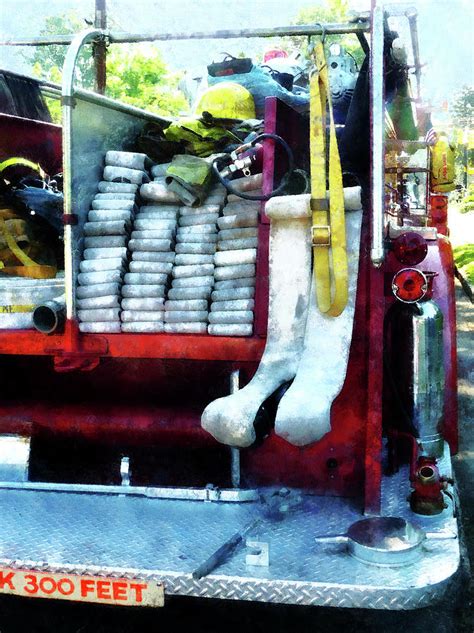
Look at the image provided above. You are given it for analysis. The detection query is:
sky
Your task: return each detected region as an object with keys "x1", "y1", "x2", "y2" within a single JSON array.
[{"x1": 0, "y1": 0, "x2": 473, "y2": 109}]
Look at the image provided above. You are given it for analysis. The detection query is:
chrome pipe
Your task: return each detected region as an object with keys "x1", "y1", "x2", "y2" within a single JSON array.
[
  {"x1": 33, "y1": 295, "x2": 66, "y2": 334},
  {"x1": 370, "y1": 2, "x2": 385, "y2": 267}
]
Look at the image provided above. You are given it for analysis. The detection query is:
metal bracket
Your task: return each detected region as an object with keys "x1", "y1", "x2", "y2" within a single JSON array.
[
  {"x1": 245, "y1": 540, "x2": 270, "y2": 567},
  {"x1": 388, "y1": 223, "x2": 438, "y2": 241},
  {"x1": 120, "y1": 456, "x2": 130, "y2": 487},
  {"x1": 0, "y1": 435, "x2": 30, "y2": 482},
  {"x1": 62, "y1": 214, "x2": 79, "y2": 226},
  {"x1": 230, "y1": 369, "x2": 241, "y2": 488},
  {"x1": 44, "y1": 320, "x2": 108, "y2": 372},
  {"x1": 312, "y1": 225, "x2": 331, "y2": 247},
  {"x1": 61, "y1": 95, "x2": 76, "y2": 108}
]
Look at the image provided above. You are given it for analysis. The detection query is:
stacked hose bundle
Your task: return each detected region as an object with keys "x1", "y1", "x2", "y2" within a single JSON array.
[
  {"x1": 209, "y1": 183, "x2": 260, "y2": 337},
  {"x1": 119, "y1": 163, "x2": 180, "y2": 332},
  {"x1": 164, "y1": 185, "x2": 227, "y2": 334},
  {"x1": 77, "y1": 151, "x2": 149, "y2": 333}
]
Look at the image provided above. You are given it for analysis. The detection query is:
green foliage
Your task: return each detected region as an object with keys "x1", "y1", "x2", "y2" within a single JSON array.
[
  {"x1": 27, "y1": 12, "x2": 187, "y2": 122},
  {"x1": 458, "y1": 183, "x2": 474, "y2": 213},
  {"x1": 450, "y1": 85, "x2": 474, "y2": 129},
  {"x1": 462, "y1": 261, "x2": 474, "y2": 284},
  {"x1": 43, "y1": 96, "x2": 61, "y2": 124},
  {"x1": 290, "y1": 0, "x2": 365, "y2": 67},
  {"x1": 453, "y1": 244, "x2": 474, "y2": 284},
  {"x1": 29, "y1": 13, "x2": 96, "y2": 90},
  {"x1": 294, "y1": 0, "x2": 350, "y2": 26},
  {"x1": 105, "y1": 44, "x2": 187, "y2": 116},
  {"x1": 460, "y1": 202, "x2": 474, "y2": 214}
]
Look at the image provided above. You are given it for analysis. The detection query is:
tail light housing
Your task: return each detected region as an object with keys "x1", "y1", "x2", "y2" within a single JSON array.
[
  {"x1": 392, "y1": 268, "x2": 436, "y2": 303},
  {"x1": 392, "y1": 232, "x2": 428, "y2": 265}
]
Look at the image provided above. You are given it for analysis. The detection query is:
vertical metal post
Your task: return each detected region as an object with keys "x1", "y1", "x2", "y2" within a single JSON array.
[
  {"x1": 62, "y1": 29, "x2": 103, "y2": 320},
  {"x1": 406, "y1": 9, "x2": 422, "y2": 102},
  {"x1": 370, "y1": 1, "x2": 385, "y2": 268},
  {"x1": 365, "y1": 0, "x2": 385, "y2": 515},
  {"x1": 230, "y1": 370, "x2": 241, "y2": 488},
  {"x1": 93, "y1": 0, "x2": 107, "y2": 94}
]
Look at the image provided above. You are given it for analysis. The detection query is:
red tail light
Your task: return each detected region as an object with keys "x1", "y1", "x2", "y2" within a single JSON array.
[
  {"x1": 392, "y1": 232, "x2": 428, "y2": 265},
  {"x1": 392, "y1": 268, "x2": 429, "y2": 303}
]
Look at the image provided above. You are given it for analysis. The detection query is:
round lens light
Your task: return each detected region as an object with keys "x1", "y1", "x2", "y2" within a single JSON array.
[
  {"x1": 392, "y1": 232, "x2": 428, "y2": 265},
  {"x1": 392, "y1": 268, "x2": 428, "y2": 303}
]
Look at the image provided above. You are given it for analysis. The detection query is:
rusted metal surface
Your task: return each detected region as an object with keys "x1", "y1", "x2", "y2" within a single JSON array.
[{"x1": 93, "y1": 0, "x2": 107, "y2": 95}]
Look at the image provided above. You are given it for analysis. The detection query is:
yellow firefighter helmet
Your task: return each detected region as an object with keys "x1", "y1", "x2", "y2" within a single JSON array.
[{"x1": 195, "y1": 82, "x2": 256, "y2": 120}]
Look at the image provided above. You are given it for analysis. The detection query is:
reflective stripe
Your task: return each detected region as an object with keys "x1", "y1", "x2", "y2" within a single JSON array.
[
  {"x1": 0, "y1": 157, "x2": 45, "y2": 179},
  {"x1": 0, "y1": 305, "x2": 35, "y2": 313}
]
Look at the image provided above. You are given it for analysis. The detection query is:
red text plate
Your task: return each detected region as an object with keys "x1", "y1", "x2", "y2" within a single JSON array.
[{"x1": 0, "y1": 568, "x2": 164, "y2": 607}]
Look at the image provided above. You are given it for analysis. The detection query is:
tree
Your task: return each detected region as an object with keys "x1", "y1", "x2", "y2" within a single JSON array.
[
  {"x1": 289, "y1": 0, "x2": 366, "y2": 67},
  {"x1": 450, "y1": 85, "x2": 474, "y2": 129},
  {"x1": 30, "y1": 13, "x2": 96, "y2": 91},
  {"x1": 28, "y1": 12, "x2": 187, "y2": 122},
  {"x1": 105, "y1": 44, "x2": 187, "y2": 116}
]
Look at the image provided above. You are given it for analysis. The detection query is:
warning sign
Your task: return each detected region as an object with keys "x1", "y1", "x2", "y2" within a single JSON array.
[{"x1": 0, "y1": 568, "x2": 164, "y2": 607}]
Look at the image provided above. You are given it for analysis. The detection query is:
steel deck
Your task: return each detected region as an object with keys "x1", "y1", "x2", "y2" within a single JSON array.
[{"x1": 0, "y1": 445, "x2": 460, "y2": 610}]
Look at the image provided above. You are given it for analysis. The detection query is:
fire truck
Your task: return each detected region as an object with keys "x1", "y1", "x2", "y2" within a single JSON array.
[{"x1": 0, "y1": 1, "x2": 464, "y2": 615}]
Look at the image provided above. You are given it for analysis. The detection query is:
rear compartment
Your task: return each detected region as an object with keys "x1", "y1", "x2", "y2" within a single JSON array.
[{"x1": 0, "y1": 5, "x2": 462, "y2": 611}]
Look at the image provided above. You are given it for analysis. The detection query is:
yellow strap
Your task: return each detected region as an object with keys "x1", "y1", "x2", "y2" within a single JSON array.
[
  {"x1": 0, "y1": 212, "x2": 56, "y2": 279},
  {"x1": 0, "y1": 217, "x2": 37, "y2": 267},
  {"x1": 309, "y1": 41, "x2": 348, "y2": 317}
]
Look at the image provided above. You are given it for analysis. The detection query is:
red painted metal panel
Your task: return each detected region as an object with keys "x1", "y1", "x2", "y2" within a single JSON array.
[
  {"x1": 364, "y1": 259, "x2": 384, "y2": 514},
  {"x1": 0, "y1": 113, "x2": 62, "y2": 175},
  {"x1": 0, "y1": 402, "x2": 213, "y2": 446},
  {"x1": 2, "y1": 98, "x2": 458, "y2": 505},
  {"x1": 243, "y1": 214, "x2": 370, "y2": 497},
  {"x1": 0, "y1": 328, "x2": 265, "y2": 361}
]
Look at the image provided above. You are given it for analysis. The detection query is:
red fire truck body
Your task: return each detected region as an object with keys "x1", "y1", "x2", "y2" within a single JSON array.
[{"x1": 0, "y1": 4, "x2": 463, "y2": 614}]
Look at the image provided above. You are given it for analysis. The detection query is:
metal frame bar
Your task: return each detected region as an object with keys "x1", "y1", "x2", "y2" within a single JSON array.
[
  {"x1": 0, "y1": 22, "x2": 369, "y2": 47},
  {"x1": 44, "y1": 82, "x2": 170, "y2": 123},
  {"x1": 1, "y1": 69, "x2": 169, "y2": 123},
  {"x1": 370, "y1": 2, "x2": 385, "y2": 267},
  {"x1": 0, "y1": 480, "x2": 259, "y2": 502},
  {"x1": 384, "y1": 5, "x2": 423, "y2": 100},
  {"x1": 406, "y1": 8, "x2": 422, "y2": 101}
]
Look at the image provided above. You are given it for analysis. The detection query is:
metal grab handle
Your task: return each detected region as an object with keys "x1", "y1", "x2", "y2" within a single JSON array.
[
  {"x1": 425, "y1": 531, "x2": 458, "y2": 541},
  {"x1": 62, "y1": 29, "x2": 105, "y2": 320},
  {"x1": 314, "y1": 535, "x2": 349, "y2": 544}
]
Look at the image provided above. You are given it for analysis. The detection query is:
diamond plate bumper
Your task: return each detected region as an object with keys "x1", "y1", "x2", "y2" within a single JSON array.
[{"x1": 0, "y1": 445, "x2": 460, "y2": 610}]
